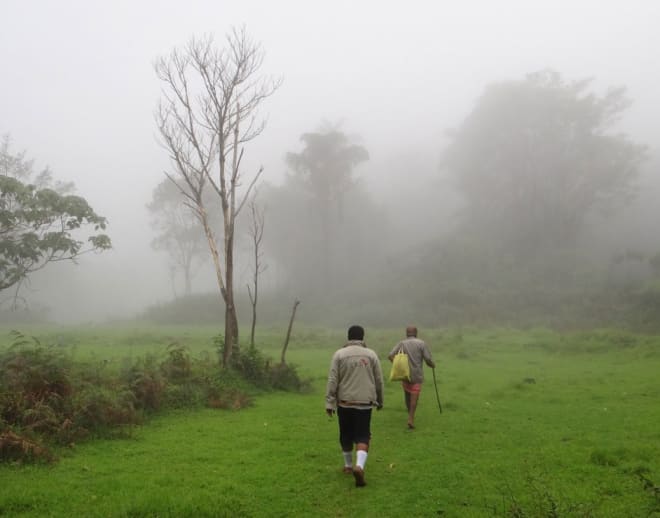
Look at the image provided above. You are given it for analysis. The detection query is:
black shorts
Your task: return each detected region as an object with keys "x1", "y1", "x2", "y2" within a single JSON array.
[{"x1": 337, "y1": 406, "x2": 372, "y2": 448}]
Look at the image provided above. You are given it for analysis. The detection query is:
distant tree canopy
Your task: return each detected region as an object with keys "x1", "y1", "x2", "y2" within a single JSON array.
[
  {"x1": 379, "y1": 71, "x2": 652, "y2": 327},
  {"x1": 147, "y1": 178, "x2": 209, "y2": 296},
  {"x1": 263, "y1": 125, "x2": 371, "y2": 290},
  {"x1": 286, "y1": 127, "x2": 369, "y2": 222},
  {"x1": 443, "y1": 70, "x2": 647, "y2": 259},
  {"x1": 0, "y1": 135, "x2": 111, "y2": 297},
  {"x1": 283, "y1": 126, "x2": 370, "y2": 287}
]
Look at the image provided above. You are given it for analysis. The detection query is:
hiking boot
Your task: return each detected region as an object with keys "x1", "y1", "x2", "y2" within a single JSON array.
[{"x1": 353, "y1": 466, "x2": 366, "y2": 487}]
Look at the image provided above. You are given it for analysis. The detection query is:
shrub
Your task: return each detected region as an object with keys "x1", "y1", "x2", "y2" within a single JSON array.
[
  {"x1": 0, "y1": 430, "x2": 54, "y2": 463},
  {"x1": 213, "y1": 333, "x2": 311, "y2": 392},
  {"x1": 206, "y1": 370, "x2": 253, "y2": 410},
  {"x1": 20, "y1": 400, "x2": 61, "y2": 436},
  {"x1": 160, "y1": 343, "x2": 192, "y2": 383},
  {"x1": 268, "y1": 362, "x2": 311, "y2": 392},
  {"x1": 0, "y1": 333, "x2": 76, "y2": 459},
  {"x1": 233, "y1": 345, "x2": 269, "y2": 386},
  {"x1": 72, "y1": 385, "x2": 140, "y2": 436},
  {"x1": 0, "y1": 333, "x2": 73, "y2": 421},
  {"x1": 121, "y1": 355, "x2": 166, "y2": 411},
  {"x1": 162, "y1": 383, "x2": 204, "y2": 409},
  {"x1": 0, "y1": 329, "x2": 307, "y2": 464}
]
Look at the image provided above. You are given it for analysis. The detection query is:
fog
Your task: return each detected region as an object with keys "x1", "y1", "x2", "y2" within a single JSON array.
[{"x1": 2, "y1": 0, "x2": 659, "y2": 325}]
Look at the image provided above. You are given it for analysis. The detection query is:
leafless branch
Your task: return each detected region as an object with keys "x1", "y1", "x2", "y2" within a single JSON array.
[{"x1": 154, "y1": 26, "x2": 279, "y2": 366}]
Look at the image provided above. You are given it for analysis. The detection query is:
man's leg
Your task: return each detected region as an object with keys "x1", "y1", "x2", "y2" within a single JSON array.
[
  {"x1": 352, "y1": 409, "x2": 372, "y2": 487},
  {"x1": 353, "y1": 442, "x2": 368, "y2": 485},
  {"x1": 408, "y1": 392, "x2": 420, "y2": 429},
  {"x1": 337, "y1": 407, "x2": 354, "y2": 473},
  {"x1": 404, "y1": 389, "x2": 410, "y2": 412},
  {"x1": 355, "y1": 442, "x2": 369, "y2": 466},
  {"x1": 342, "y1": 449, "x2": 353, "y2": 473}
]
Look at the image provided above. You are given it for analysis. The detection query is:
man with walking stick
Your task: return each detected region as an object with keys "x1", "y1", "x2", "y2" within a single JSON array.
[{"x1": 388, "y1": 326, "x2": 437, "y2": 429}]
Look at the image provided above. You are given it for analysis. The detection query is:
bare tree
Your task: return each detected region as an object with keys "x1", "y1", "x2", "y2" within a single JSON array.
[
  {"x1": 246, "y1": 197, "x2": 266, "y2": 347},
  {"x1": 154, "y1": 27, "x2": 280, "y2": 366}
]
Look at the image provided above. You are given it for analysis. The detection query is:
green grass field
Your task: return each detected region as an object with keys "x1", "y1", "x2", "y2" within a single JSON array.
[{"x1": 1, "y1": 326, "x2": 659, "y2": 517}]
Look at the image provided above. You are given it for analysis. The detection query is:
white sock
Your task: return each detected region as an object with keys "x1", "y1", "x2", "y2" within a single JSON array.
[
  {"x1": 342, "y1": 451, "x2": 353, "y2": 467},
  {"x1": 356, "y1": 450, "x2": 368, "y2": 469}
]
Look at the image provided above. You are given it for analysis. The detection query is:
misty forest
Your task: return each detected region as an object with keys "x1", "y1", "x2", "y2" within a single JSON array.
[
  {"x1": 3, "y1": 44, "x2": 659, "y2": 332},
  {"x1": 2, "y1": 2, "x2": 660, "y2": 517}
]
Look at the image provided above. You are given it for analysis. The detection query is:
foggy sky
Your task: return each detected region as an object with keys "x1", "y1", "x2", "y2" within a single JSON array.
[{"x1": 2, "y1": 0, "x2": 659, "y2": 322}]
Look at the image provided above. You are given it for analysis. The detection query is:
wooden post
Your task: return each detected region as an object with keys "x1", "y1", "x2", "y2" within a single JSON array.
[{"x1": 281, "y1": 299, "x2": 300, "y2": 365}]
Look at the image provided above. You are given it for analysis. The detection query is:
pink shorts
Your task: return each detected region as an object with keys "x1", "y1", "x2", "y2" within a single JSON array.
[{"x1": 402, "y1": 381, "x2": 422, "y2": 394}]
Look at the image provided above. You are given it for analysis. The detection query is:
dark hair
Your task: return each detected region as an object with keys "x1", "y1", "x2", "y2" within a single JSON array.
[{"x1": 347, "y1": 325, "x2": 364, "y2": 341}]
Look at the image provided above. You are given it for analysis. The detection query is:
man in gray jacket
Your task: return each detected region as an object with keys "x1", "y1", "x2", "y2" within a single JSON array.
[
  {"x1": 388, "y1": 325, "x2": 435, "y2": 429},
  {"x1": 326, "y1": 325, "x2": 384, "y2": 487}
]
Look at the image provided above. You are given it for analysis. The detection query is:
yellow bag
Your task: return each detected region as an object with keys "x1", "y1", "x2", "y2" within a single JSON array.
[{"x1": 389, "y1": 351, "x2": 410, "y2": 382}]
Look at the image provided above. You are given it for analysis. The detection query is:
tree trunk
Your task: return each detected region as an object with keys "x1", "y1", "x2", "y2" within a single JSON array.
[
  {"x1": 183, "y1": 263, "x2": 192, "y2": 296},
  {"x1": 222, "y1": 228, "x2": 239, "y2": 366},
  {"x1": 168, "y1": 266, "x2": 178, "y2": 299},
  {"x1": 247, "y1": 199, "x2": 264, "y2": 348},
  {"x1": 320, "y1": 197, "x2": 330, "y2": 290},
  {"x1": 199, "y1": 210, "x2": 235, "y2": 366},
  {"x1": 248, "y1": 284, "x2": 257, "y2": 347},
  {"x1": 224, "y1": 293, "x2": 239, "y2": 366},
  {"x1": 281, "y1": 299, "x2": 300, "y2": 365}
]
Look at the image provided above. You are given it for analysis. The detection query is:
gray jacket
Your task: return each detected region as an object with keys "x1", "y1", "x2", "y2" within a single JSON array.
[
  {"x1": 325, "y1": 340, "x2": 384, "y2": 410},
  {"x1": 389, "y1": 337, "x2": 435, "y2": 384}
]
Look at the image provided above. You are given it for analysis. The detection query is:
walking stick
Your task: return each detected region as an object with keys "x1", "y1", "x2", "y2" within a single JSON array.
[{"x1": 432, "y1": 367, "x2": 443, "y2": 413}]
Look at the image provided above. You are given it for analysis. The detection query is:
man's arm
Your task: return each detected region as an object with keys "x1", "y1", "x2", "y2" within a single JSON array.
[
  {"x1": 325, "y1": 353, "x2": 339, "y2": 415},
  {"x1": 387, "y1": 342, "x2": 401, "y2": 362},
  {"x1": 423, "y1": 342, "x2": 436, "y2": 369},
  {"x1": 373, "y1": 353, "x2": 384, "y2": 409}
]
